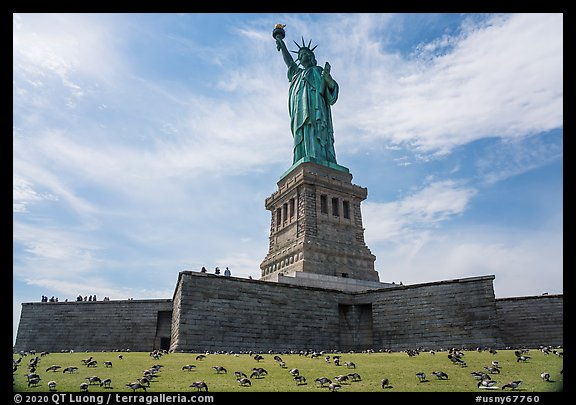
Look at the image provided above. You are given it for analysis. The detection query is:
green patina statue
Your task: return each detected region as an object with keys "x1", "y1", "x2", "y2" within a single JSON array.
[{"x1": 274, "y1": 24, "x2": 340, "y2": 168}]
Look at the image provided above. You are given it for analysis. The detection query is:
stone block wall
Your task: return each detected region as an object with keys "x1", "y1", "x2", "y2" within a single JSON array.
[
  {"x1": 169, "y1": 272, "x2": 348, "y2": 352},
  {"x1": 13, "y1": 273, "x2": 562, "y2": 353},
  {"x1": 496, "y1": 294, "x2": 563, "y2": 347},
  {"x1": 14, "y1": 299, "x2": 173, "y2": 352},
  {"x1": 169, "y1": 272, "x2": 504, "y2": 352},
  {"x1": 365, "y1": 275, "x2": 504, "y2": 350}
]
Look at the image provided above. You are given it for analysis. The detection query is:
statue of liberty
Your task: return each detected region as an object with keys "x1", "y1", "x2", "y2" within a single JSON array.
[{"x1": 273, "y1": 24, "x2": 339, "y2": 166}]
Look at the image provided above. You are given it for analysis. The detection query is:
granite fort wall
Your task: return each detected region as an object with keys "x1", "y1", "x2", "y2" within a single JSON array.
[
  {"x1": 170, "y1": 272, "x2": 349, "y2": 352},
  {"x1": 169, "y1": 272, "x2": 504, "y2": 352},
  {"x1": 364, "y1": 275, "x2": 504, "y2": 350},
  {"x1": 14, "y1": 274, "x2": 562, "y2": 353},
  {"x1": 496, "y1": 294, "x2": 563, "y2": 348},
  {"x1": 14, "y1": 299, "x2": 173, "y2": 352}
]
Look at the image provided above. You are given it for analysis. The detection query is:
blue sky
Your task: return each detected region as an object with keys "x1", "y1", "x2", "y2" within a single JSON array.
[{"x1": 13, "y1": 13, "x2": 563, "y2": 344}]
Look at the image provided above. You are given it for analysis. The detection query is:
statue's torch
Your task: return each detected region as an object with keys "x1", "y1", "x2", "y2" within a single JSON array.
[{"x1": 273, "y1": 24, "x2": 286, "y2": 50}]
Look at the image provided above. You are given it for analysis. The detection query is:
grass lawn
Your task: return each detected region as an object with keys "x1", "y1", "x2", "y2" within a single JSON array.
[{"x1": 13, "y1": 348, "x2": 563, "y2": 393}]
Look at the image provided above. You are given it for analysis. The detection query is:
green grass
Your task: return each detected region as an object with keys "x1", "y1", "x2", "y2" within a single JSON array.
[{"x1": 13, "y1": 349, "x2": 563, "y2": 392}]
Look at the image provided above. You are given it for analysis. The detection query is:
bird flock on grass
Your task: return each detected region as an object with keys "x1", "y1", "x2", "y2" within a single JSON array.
[{"x1": 13, "y1": 345, "x2": 562, "y2": 392}]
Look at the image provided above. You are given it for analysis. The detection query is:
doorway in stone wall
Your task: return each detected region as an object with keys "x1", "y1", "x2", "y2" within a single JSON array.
[
  {"x1": 155, "y1": 310, "x2": 172, "y2": 351},
  {"x1": 159, "y1": 337, "x2": 170, "y2": 351},
  {"x1": 338, "y1": 303, "x2": 374, "y2": 350}
]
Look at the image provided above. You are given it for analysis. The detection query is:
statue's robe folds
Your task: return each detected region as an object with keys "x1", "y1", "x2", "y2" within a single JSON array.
[{"x1": 287, "y1": 62, "x2": 339, "y2": 165}]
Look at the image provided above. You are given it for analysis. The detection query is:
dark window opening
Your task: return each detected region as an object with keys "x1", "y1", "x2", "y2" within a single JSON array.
[
  {"x1": 276, "y1": 208, "x2": 282, "y2": 226},
  {"x1": 332, "y1": 197, "x2": 340, "y2": 216},
  {"x1": 289, "y1": 198, "x2": 295, "y2": 218},
  {"x1": 320, "y1": 194, "x2": 328, "y2": 214},
  {"x1": 343, "y1": 200, "x2": 350, "y2": 219}
]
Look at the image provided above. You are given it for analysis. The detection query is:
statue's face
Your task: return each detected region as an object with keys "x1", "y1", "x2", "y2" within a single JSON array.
[{"x1": 298, "y1": 50, "x2": 315, "y2": 68}]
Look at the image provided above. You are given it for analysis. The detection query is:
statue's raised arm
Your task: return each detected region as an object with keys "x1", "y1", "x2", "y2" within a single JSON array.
[
  {"x1": 272, "y1": 24, "x2": 339, "y2": 167},
  {"x1": 273, "y1": 24, "x2": 295, "y2": 68}
]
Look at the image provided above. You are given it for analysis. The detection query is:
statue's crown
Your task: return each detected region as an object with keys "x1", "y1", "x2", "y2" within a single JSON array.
[{"x1": 291, "y1": 37, "x2": 318, "y2": 55}]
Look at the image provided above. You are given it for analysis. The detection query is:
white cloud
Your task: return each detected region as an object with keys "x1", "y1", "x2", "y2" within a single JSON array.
[
  {"x1": 13, "y1": 132, "x2": 102, "y2": 219},
  {"x1": 13, "y1": 14, "x2": 292, "y2": 204},
  {"x1": 13, "y1": 13, "x2": 126, "y2": 91},
  {"x1": 331, "y1": 13, "x2": 563, "y2": 155},
  {"x1": 364, "y1": 180, "x2": 477, "y2": 242},
  {"x1": 475, "y1": 133, "x2": 563, "y2": 185},
  {"x1": 13, "y1": 175, "x2": 58, "y2": 213},
  {"x1": 13, "y1": 222, "x2": 101, "y2": 276},
  {"x1": 371, "y1": 218, "x2": 563, "y2": 298}
]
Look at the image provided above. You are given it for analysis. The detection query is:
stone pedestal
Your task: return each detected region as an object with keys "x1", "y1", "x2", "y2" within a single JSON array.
[{"x1": 260, "y1": 161, "x2": 379, "y2": 283}]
